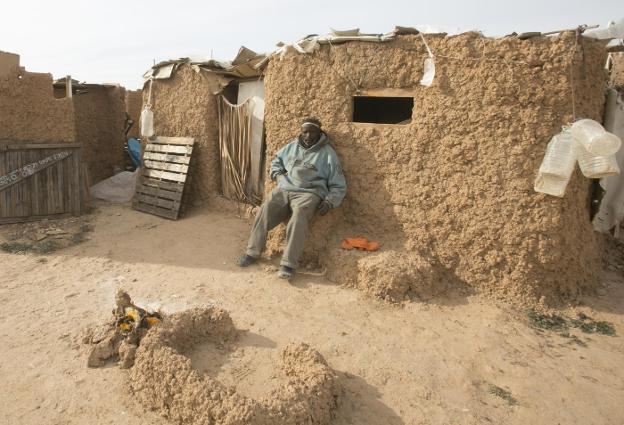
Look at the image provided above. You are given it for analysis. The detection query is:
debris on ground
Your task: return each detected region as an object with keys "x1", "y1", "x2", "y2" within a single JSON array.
[
  {"x1": 525, "y1": 309, "x2": 568, "y2": 331},
  {"x1": 570, "y1": 312, "x2": 616, "y2": 336},
  {"x1": 0, "y1": 216, "x2": 94, "y2": 254},
  {"x1": 82, "y1": 290, "x2": 162, "y2": 368},
  {"x1": 340, "y1": 237, "x2": 380, "y2": 252},
  {"x1": 526, "y1": 309, "x2": 616, "y2": 337},
  {"x1": 488, "y1": 384, "x2": 518, "y2": 406}
]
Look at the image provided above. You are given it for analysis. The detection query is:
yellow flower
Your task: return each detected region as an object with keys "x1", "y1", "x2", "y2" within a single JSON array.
[{"x1": 145, "y1": 316, "x2": 160, "y2": 327}]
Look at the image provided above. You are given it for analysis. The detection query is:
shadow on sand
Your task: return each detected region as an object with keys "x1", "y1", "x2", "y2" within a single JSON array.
[{"x1": 332, "y1": 371, "x2": 405, "y2": 425}]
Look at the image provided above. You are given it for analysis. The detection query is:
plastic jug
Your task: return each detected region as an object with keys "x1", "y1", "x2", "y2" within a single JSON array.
[
  {"x1": 140, "y1": 106, "x2": 154, "y2": 138},
  {"x1": 538, "y1": 130, "x2": 577, "y2": 178},
  {"x1": 534, "y1": 174, "x2": 570, "y2": 198},
  {"x1": 576, "y1": 140, "x2": 620, "y2": 178},
  {"x1": 571, "y1": 119, "x2": 621, "y2": 156}
]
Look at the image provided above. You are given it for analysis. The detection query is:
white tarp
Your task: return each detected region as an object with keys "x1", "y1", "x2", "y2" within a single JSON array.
[
  {"x1": 594, "y1": 89, "x2": 624, "y2": 234},
  {"x1": 143, "y1": 63, "x2": 176, "y2": 81},
  {"x1": 585, "y1": 18, "x2": 624, "y2": 40},
  {"x1": 91, "y1": 170, "x2": 138, "y2": 203}
]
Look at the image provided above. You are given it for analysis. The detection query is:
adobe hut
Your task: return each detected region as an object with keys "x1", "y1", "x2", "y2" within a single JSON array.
[
  {"x1": 261, "y1": 30, "x2": 609, "y2": 305},
  {"x1": 142, "y1": 49, "x2": 266, "y2": 206}
]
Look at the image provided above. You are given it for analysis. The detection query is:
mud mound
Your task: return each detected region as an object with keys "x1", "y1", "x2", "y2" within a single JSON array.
[
  {"x1": 189, "y1": 339, "x2": 281, "y2": 399},
  {"x1": 326, "y1": 249, "x2": 447, "y2": 302},
  {"x1": 128, "y1": 307, "x2": 340, "y2": 425},
  {"x1": 357, "y1": 251, "x2": 447, "y2": 302}
]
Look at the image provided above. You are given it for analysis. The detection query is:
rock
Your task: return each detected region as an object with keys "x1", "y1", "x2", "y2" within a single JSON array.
[
  {"x1": 87, "y1": 338, "x2": 115, "y2": 368},
  {"x1": 118, "y1": 342, "x2": 138, "y2": 369}
]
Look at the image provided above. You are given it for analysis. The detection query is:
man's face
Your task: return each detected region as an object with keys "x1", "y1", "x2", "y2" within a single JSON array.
[{"x1": 301, "y1": 124, "x2": 321, "y2": 145}]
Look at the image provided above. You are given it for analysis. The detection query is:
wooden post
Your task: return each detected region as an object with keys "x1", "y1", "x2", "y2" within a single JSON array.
[{"x1": 66, "y1": 75, "x2": 72, "y2": 98}]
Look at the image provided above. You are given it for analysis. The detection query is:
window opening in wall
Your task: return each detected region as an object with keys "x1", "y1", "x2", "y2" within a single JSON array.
[{"x1": 352, "y1": 96, "x2": 413, "y2": 124}]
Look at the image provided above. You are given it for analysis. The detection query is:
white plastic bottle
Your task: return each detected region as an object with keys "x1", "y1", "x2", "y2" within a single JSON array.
[
  {"x1": 575, "y1": 139, "x2": 620, "y2": 178},
  {"x1": 538, "y1": 130, "x2": 577, "y2": 177},
  {"x1": 534, "y1": 174, "x2": 571, "y2": 197},
  {"x1": 571, "y1": 119, "x2": 621, "y2": 156},
  {"x1": 534, "y1": 129, "x2": 577, "y2": 197},
  {"x1": 140, "y1": 105, "x2": 154, "y2": 138}
]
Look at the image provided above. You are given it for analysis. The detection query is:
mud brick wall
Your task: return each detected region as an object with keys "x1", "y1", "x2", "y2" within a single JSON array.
[
  {"x1": 262, "y1": 32, "x2": 608, "y2": 305},
  {"x1": 0, "y1": 52, "x2": 75, "y2": 143},
  {"x1": 610, "y1": 52, "x2": 624, "y2": 88},
  {"x1": 125, "y1": 89, "x2": 142, "y2": 139},
  {"x1": 73, "y1": 86, "x2": 126, "y2": 184}
]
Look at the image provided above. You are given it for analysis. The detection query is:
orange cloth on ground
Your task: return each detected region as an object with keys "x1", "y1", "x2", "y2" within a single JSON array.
[{"x1": 341, "y1": 237, "x2": 380, "y2": 252}]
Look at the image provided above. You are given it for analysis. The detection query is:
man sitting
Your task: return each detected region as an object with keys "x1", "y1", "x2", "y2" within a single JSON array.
[{"x1": 236, "y1": 117, "x2": 347, "y2": 280}]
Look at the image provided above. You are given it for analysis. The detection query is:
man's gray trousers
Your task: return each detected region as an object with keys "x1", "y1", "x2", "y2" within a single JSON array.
[{"x1": 246, "y1": 187, "x2": 321, "y2": 268}]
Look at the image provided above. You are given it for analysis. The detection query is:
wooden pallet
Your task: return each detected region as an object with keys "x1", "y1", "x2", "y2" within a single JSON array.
[{"x1": 133, "y1": 137, "x2": 195, "y2": 220}]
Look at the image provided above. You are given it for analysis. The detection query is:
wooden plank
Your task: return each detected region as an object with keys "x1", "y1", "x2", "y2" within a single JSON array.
[
  {"x1": 34, "y1": 150, "x2": 46, "y2": 215},
  {"x1": 72, "y1": 149, "x2": 82, "y2": 215},
  {"x1": 0, "y1": 150, "x2": 72, "y2": 193},
  {"x1": 20, "y1": 150, "x2": 32, "y2": 217},
  {"x1": 55, "y1": 158, "x2": 63, "y2": 213},
  {"x1": 143, "y1": 152, "x2": 191, "y2": 164},
  {"x1": 0, "y1": 212, "x2": 72, "y2": 225},
  {"x1": 135, "y1": 184, "x2": 183, "y2": 201},
  {"x1": 28, "y1": 148, "x2": 39, "y2": 215},
  {"x1": 0, "y1": 142, "x2": 82, "y2": 150},
  {"x1": 7, "y1": 151, "x2": 17, "y2": 217},
  {"x1": 46, "y1": 152, "x2": 57, "y2": 214},
  {"x1": 10, "y1": 151, "x2": 21, "y2": 217},
  {"x1": 0, "y1": 150, "x2": 6, "y2": 218},
  {"x1": 143, "y1": 160, "x2": 189, "y2": 173},
  {"x1": 0, "y1": 138, "x2": 75, "y2": 144},
  {"x1": 64, "y1": 150, "x2": 73, "y2": 214},
  {"x1": 133, "y1": 201, "x2": 179, "y2": 220},
  {"x1": 141, "y1": 177, "x2": 184, "y2": 192},
  {"x1": 81, "y1": 160, "x2": 91, "y2": 214},
  {"x1": 150, "y1": 137, "x2": 195, "y2": 146},
  {"x1": 145, "y1": 144, "x2": 193, "y2": 155},
  {"x1": 143, "y1": 168, "x2": 188, "y2": 183},
  {"x1": 135, "y1": 193, "x2": 178, "y2": 210},
  {"x1": 357, "y1": 88, "x2": 416, "y2": 97}
]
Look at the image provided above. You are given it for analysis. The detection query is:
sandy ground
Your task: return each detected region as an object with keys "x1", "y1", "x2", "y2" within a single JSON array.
[{"x1": 1, "y1": 201, "x2": 624, "y2": 425}]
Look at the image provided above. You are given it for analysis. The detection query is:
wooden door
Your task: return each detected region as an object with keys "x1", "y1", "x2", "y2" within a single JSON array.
[{"x1": 0, "y1": 141, "x2": 85, "y2": 224}]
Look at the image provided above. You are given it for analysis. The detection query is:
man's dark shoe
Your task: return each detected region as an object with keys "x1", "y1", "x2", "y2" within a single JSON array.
[
  {"x1": 235, "y1": 255, "x2": 258, "y2": 267},
  {"x1": 277, "y1": 265, "x2": 294, "y2": 280}
]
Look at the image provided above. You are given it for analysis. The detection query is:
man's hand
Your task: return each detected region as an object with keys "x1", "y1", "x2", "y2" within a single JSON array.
[{"x1": 317, "y1": 200, "x2": 331, "y2": 215}]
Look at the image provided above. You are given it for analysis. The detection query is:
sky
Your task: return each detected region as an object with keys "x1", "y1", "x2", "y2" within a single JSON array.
[{"x1": 1, "y1": 0, "x2": 622, "y2": 89}]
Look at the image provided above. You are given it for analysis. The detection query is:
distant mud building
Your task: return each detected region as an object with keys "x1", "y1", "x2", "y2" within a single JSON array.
[{"x1": 0, "y1": 51, "x2": 140, "y2": 222}]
